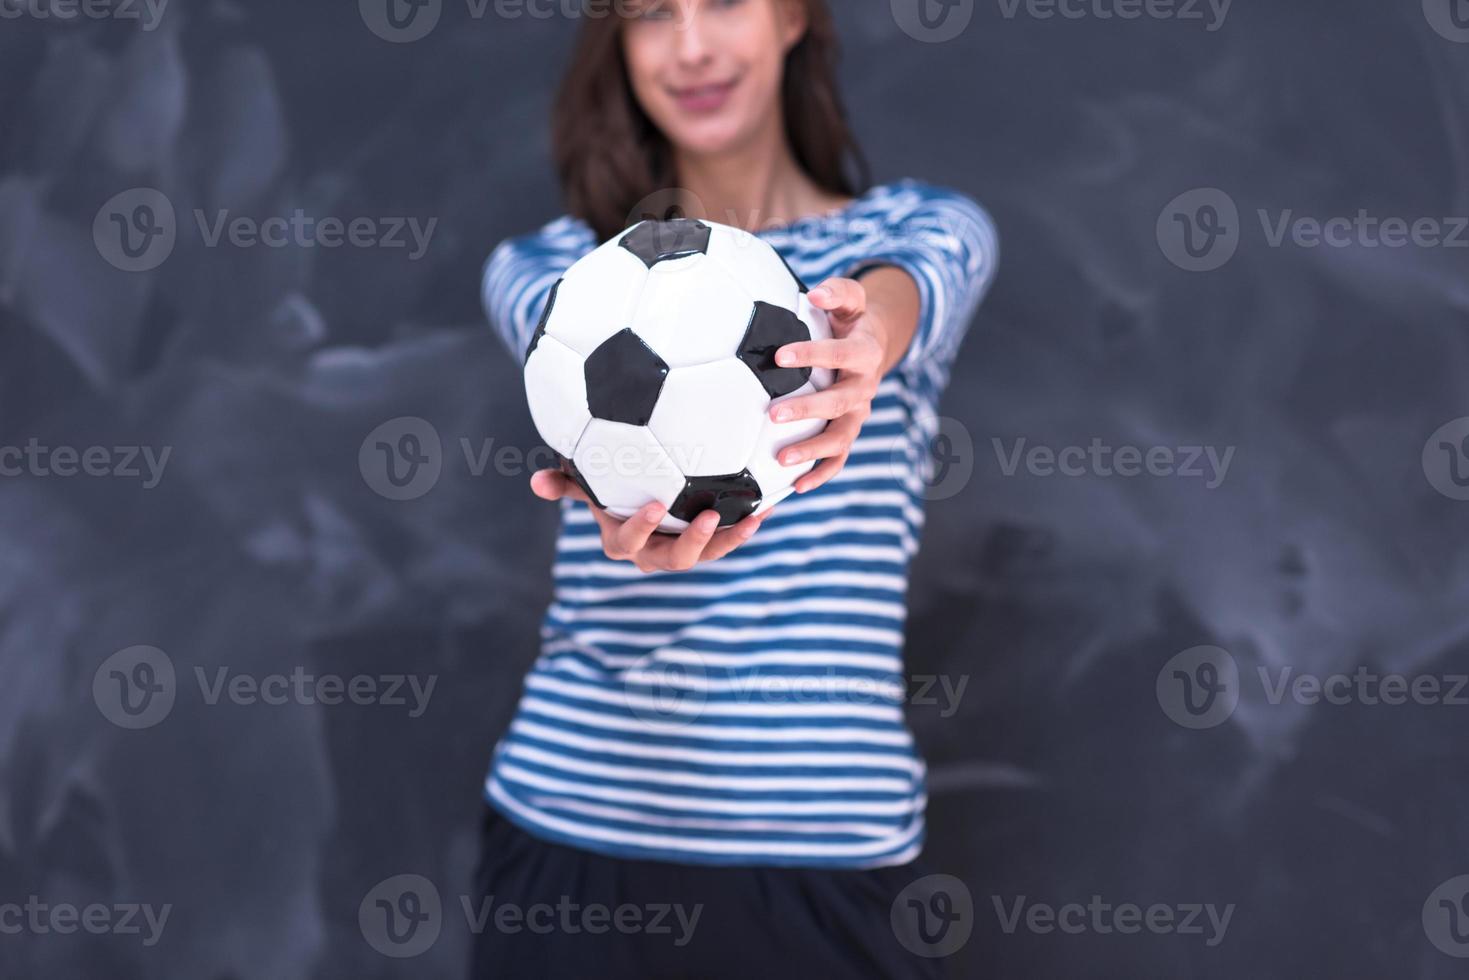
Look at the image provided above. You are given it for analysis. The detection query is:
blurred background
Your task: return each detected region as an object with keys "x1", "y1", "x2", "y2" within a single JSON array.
[{"x1": 3, "y1": 0, "x2": 1469, "y2": 977}]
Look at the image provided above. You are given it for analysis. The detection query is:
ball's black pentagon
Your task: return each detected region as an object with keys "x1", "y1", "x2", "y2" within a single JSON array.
[
  {"x1": 669, "y1": 470, "x2": 762, "y2": 528},
  {"x1": 525, "y1": 278, "x2": 562, "y2": 366},
  {"x1": 584, "y1": 328, "x2": 669, "y2": 425},
  {"x1": 620, "y1": 219, "x2": 712, "y2": 269},
  {"x1": 556, "y1": 452, "x2": 605, "y2": 510},
  {"x1": 775, "y1": 249, "x2": 809, "y2": 293},
  {"x1": 736, "y1": 301, "x2": 812, "y2": 398}
]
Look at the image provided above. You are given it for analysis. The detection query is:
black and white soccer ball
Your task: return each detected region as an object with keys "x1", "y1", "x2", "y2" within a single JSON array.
[{"x1": 523, "y1": 217, "x2": 834, "y2": 534}]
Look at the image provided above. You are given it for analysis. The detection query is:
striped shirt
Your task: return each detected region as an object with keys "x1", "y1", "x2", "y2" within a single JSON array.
[{"x1": 480, "y1": 178, "x2": 999, "y2": 868}]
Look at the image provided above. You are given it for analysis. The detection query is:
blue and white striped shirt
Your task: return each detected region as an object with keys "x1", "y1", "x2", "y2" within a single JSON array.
[{"x1": 480, "y1": 179, "x2": 998, "y2": 868}]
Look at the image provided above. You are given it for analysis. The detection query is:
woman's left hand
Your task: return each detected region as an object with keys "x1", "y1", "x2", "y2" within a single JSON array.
[{"x1": 769, "y1": 276, "x2": 889, "y2": 494}]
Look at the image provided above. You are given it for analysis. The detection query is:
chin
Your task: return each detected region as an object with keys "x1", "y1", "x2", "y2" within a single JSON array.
[{"x1": 662, "y1": 115, "x2": 759, "y2": 160}]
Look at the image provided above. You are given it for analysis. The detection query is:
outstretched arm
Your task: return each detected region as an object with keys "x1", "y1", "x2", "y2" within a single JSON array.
[{"x1": 767, "y1": 267, "x2": 921, "y2": 494}]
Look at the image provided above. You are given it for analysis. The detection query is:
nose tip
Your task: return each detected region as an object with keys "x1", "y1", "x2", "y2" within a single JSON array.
[{"x1": 672, "y1": 12, "x2": 712, "y2": 64}]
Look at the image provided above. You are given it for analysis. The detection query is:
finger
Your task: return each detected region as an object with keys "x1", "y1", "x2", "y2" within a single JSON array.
[
  {"x1": 605, "y1": 501, "x2": 667, "y2": 560},
  {"x1": 775, "y1": 412, "x2": 863, "y2": 467},
  {"x1": 795, "y1": 451, "x2": 849, "y2": 494},
  {"x1": 808, "y1": 278, "x2": 866, "y2": 321},
  {"x1": 770, "y1": 380, "x2": 873, "y2": 423},
  {"x1": 584, "y1": 503, "x2": 627, "y2": 540},
  {"x1": 700, "y1": 510, "x2": 770, "y2": 561},
  {"x1": 774, "y1": 335, "x2": 880, "y2": 373},
  {"x1": 531, "y1": 469, "x2": 583, "y2": 503},
  {"x1": 665, "y1": 510, "x2": 721, "y2": 570},
  {"x1": 630, "y1": 532, "x2": 675, "y2": 572},
  {"x1": 572, "y1": 494, "x2": 654, "y2": 562}
]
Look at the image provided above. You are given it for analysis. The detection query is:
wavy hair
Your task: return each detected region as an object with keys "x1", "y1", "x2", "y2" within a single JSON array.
[{"x1": 550, "y1": 0, "x2": 870, "y2": 240}]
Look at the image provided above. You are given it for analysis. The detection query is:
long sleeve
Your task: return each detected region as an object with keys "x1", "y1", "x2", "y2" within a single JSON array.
[
  {"x1": 841, "y1": 180, "x2": 999, "y2": 383},
  {"x1": 481, "y1": 215, "x2": 597, "y2": 362}
]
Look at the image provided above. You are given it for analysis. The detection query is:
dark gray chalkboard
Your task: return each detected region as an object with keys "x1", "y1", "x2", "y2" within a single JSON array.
[{"x1": 1, "y1": 1, "x2": 1467, "y2": 977}]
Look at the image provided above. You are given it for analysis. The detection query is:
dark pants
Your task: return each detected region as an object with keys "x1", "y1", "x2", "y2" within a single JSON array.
[{"x1": 468, "y1": 805, "x2": 950, "y2": 979}]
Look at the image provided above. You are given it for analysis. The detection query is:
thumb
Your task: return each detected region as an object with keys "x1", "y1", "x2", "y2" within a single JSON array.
[{"x1": 530, "y1": 468, "x2": 589, "y2": 504}]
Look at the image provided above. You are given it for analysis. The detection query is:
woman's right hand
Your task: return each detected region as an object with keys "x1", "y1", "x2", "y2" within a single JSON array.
[{"x1": 530, "y1": 469, "x2": 772, "y2": 573}]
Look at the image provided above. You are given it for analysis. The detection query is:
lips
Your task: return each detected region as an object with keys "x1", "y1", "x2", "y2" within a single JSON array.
[{"x1": 669, "y1": 78, "x2": 739, "y2": 114}]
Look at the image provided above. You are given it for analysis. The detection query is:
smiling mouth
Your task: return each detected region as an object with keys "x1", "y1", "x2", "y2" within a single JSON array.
[{"x1": 668, "y1": 77, "x2": 741, "y2": 112}]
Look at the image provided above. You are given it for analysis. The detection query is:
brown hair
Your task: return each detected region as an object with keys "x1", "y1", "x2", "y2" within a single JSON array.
[{"x1": 550, "y1": 0, "x2": 870, "y2": 241}]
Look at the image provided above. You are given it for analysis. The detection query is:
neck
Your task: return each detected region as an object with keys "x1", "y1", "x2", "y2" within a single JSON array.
[{"x1": 673, "y1": 114, "x2": 837, "y2": 233}]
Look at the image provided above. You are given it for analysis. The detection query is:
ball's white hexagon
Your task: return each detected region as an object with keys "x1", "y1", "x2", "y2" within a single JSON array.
[
  {"x1": 633, "y1": 259, "x2": 755, "y2": 369},
  {"x1": 649, "y1": 359, "x2": 770, "y2": 477},
  {"x1": 746, "y1": 380, "x2": 827, "y2": 516},
  {"x1": 795, "y1": 292, "x2": 837, "y2": 392},
  {"x1": 544, "y1": 237, "x2": 650, "y2": 357},
  {"x1": 572, "y1": 418, "x2": 687, "y2": 519},
  {"x1": 708, "y1": 223, "x2": 802, "y2": 310},
  {"x1": 523, "y1": 334, "x2": 591, "y2": 458}
]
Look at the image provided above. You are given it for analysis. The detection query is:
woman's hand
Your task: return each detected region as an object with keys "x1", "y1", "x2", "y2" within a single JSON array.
[
  {"x1": 529, "y1": 469, "x2": 772, "y2": 572},
  {"x1": 770, "y1": 276, "x2": 890, "y2": 494}
]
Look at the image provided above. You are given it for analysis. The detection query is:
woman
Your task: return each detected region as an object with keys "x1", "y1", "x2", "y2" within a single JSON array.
[{"x1": 477, "y1": 0, "x2": 998, "y2": 975}]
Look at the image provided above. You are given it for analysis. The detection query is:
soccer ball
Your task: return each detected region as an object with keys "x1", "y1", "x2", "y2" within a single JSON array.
[{"x1": 522, "y1": 217, "x2": 835, "y2": 534}]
